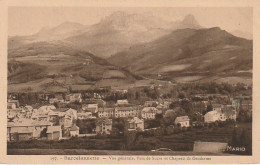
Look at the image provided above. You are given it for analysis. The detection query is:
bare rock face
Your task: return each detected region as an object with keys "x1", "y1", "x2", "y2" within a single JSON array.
[{"x1": 179, "y1": 14, "x2": 201, "y2": 29}]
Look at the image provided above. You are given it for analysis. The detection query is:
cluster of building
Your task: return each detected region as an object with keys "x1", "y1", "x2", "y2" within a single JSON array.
[
  {"x1": 204, "y1": 104, "x2": 236, "y2": 123},
  {"x1": 7, "y1": 92, "x2": 252, "y2": 142}
]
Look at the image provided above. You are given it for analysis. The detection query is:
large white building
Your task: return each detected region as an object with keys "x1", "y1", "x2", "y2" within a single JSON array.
[
  {"x1": 204, "y1": 111, "x2": 221, "y2": 123},
  {"x1": 98, "y1": 108, "x2": 114, "y2": 118},
  {"x1": 114, "y1": 107, "x2": 138, "y2": 118}
]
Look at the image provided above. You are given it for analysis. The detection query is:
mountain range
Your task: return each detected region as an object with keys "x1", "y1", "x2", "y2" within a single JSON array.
[
  {"x1": 8, "y1": 12, "x2": 253, "y2": 92},
  {"x1": 9, "y1": 13, "x2": 202, "y2": 58}
]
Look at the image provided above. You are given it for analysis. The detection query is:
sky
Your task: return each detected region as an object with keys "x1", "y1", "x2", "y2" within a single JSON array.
[{"x1": 8, "y1": 7, "x2": 252, "y2": 36}]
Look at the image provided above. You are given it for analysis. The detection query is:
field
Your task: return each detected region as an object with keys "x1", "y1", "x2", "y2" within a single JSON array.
[
  {"x1": 160, "y1": 64, "x2": 191, "y2": 72},
  {"x1": 103, "y1": 70, "x2": 126, "y2": 79},
  {"x1": 174, "y1": 76, "x2": 204, "y2": 83},
  {"x1": 215, "y1": 76, "x2": 252, "y2": 85}
]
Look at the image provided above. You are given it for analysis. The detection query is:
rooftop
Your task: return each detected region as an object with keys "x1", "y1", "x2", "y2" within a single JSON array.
[
  {"x1": 115, "y1": 107, "x2": 134, "y2": 111},
  {"x1": 128, "y1": 117, "x2": 143, "y2": 123},
  {"x1": 10, "y1": 127, "x2": 34, "y2": 134},
  {"x1": 98, "y1": 108, "x2": 114, "y2": 112},
  {"x1": 142, "y1": 107, "x2": 158, "y2": 113},
  {"x1": 175, "y1": 116, "x2": 190, "y2": 122},
  {"x1": 47, "y1": 126, "x2": 61, "y2": 133},
  {"x1": 70, "y1": 125, "x2": 79, "y2": 131}
]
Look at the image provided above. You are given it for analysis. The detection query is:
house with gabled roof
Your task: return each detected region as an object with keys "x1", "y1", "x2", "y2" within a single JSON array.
[
  {"x1": 82, "y1": 104, "x2": 98, "y2": 113},
  {"x1": 7, "y1": 99, "x2": 19, "y2": 108},
  {"x1": 212, "y1": 104, "x2": 223, "y2": 111},
  {"x1": 65, "y1": 108, "x2": 77, "y2": 120},
  {"x1": 8, "y1": 108, "x2": 22, "y2": 118},
  {"x1": 65, "y1": 93, "x2": 82, "y2": 103},
  {"x1": 7, "y1": 102, "x2": 16, "y2": 109},
  {"x1": 77, "y1": 112, "x2": 94, "y2": 119},
  {"x1": 127, "y1": 117, "x2": 144, "y2": 131},
  {"x1": 116, "y1": 99, "x2": 129, "y2": 106},
  {"x1": 37, "y1": 105, "x2": 56, "y2": 115},
  {"x1": 46, "y1": 125, "x2": 62, "y2": 140},
  {"x1": 222, "y1": 106, "x2": 236, "y2": 121},
  {"x1": 141, "y1": 107, "x2": 159, "y2": 119},
  {"x1": 175, "y1": 116, "x2": 190, "y2": 127},
  {"x1": 9, "y1": 127, "x2": 34, "y2": 141},
  {"x1": 7, "y1": 119, "x2": 53, "y2": 141},
  {"x1": 96, "y1": 118, "x2": 112, "y2": 135},
  {"x1": 144, "y1": 101, "x2": 159, "y2": 107},
  {"x1": 69, "y1": 125, "x2": 79, "y2": 137}
]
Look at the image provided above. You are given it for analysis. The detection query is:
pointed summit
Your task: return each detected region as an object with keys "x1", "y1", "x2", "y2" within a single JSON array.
[{"x1": 180, "y1": 14, "x2": 201, "y2": 29}]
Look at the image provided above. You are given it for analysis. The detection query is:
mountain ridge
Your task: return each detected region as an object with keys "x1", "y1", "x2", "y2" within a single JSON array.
[{"x1": 108, "y1": 27, "x2": 252, "y2": 84}]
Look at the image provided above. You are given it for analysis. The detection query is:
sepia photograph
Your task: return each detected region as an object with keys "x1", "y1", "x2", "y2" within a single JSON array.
[{"x1": 6, "y1": 6, "x2": 253, "y2": 157}]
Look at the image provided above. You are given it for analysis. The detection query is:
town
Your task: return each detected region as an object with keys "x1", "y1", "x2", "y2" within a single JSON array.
[{"x1": 7, "y1": 82, "x2": 252, "y2": 155}]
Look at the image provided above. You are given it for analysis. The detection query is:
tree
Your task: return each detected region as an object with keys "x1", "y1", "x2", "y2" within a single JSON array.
[
  {"x1": 231, "y1": 128, "x2": 239, "y2": 145},
  {"x1": 240, "y1": 129, "x2": 252, "y2": 155},
  {"x1": 180, "y1": 100, "x2": 193, "y2": 114},
  {"x1": 135, "y1": 91, "x2": 140, "y2": 100},
  {"x1": 112, "y1": 118, "x2": 126, "y2": 132},
  {"x1": 163, "y1": 107, "x2": 186, "y2": 127},
  {"x1": 155, "y1": 113, "x2": 163, "y2": 120},
  {"x1": 204, "y1": 103, "x2": 213, "y2": 115},
  {"x1": 240, "y1": 129, "x2": 250, "y2": 146},
  {"x1": 54, "y1": 102, "x2": 59, "y2": 108},
  {"x1": 169, "y1": 101, "x2": 180, "y2": 109},
  {"x1": 165, "y1": 125, "x2": 174, "y2": 135},
  {"x1": 178, "y1": 92, "x2": 186, "y2": 99},
  {"x1": 40, "y1": 128, "x2": 47, "y2": 137},
  {"x1": 163, "y1": 110, "x2": 176, "y2": 126},
  {"x1": 237, "y1": 109, "x2": 252, "y2": 123},
  {"x1": 76, "y1": 119, "x2": 96, "y2": 134}
]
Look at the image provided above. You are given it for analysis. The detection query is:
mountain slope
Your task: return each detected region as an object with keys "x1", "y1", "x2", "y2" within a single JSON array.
[
  {"x1": 108, "y1": 27, "x2": 252, "y2": 84},
  {"x1": 8, "y1": 41, "x2": 137, "y2": 93},
  {"x1": 231, "y1": 30, "x2": 253, "y2": 40}
]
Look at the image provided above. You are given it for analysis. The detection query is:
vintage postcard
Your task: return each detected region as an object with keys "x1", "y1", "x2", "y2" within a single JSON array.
[{"x1": 0, "y1": 0, "x2": 260, "y2": 164}]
